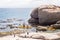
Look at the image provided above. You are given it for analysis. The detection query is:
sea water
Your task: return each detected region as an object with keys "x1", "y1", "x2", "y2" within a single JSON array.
[
  {"x1": 0, "y1": 8, "x2": 35, "y2": 32},
  {"x1": 0, "y1": 8, "x2": 31, "y2": 20}
]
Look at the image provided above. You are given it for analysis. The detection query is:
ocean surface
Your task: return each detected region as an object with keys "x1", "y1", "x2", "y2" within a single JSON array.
[
  {"x1": 0, "y1": 8, "x2": 36, "y2": 32},
  {"x1": 0, "y1": 8, "x2": 32, "y2": 21}
]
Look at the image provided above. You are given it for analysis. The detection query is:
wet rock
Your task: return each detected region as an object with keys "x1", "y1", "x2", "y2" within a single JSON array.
[
  {"x1": 50, "y1": 24, "x2": 60, "y2": 29},
  {"x1": 0, "y1": 26, "x2": 7, "y2": 29},
  {"x1": 28, "y1": 5, "x2": 60, "y2": 26},
  {"x1": 7, "y1": 24, "x2": 18, "y2": 29},
  {"x1": 56, "y1": 21, "x2": 60, "y2": 24},
  {"x1": 36, "y1": 26, "x2": 48, "y2": 31}
]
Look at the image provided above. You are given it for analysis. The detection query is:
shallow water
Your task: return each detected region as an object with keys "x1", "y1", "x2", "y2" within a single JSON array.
[{"x1": 0, "y1": 8, "x2": 33, "y2": 32}]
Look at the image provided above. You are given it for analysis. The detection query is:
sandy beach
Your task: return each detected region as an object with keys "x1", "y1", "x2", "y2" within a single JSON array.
[
  {"x1": 0, "y1": 32, "x2": 60, "y2": 40},
  {"x1": 0, "y1": 34, "x2": 39, "y2": 40}
]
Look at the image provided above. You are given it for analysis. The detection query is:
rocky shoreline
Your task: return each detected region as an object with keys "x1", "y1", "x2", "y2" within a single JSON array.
[{"x1": 0, "y1": 29, "x2": 25, "y2": 37}]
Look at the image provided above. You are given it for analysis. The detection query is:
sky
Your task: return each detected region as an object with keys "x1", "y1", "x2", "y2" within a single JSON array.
[{"x1": 0, "y1": 0, "x2": 60, "y2": 8}]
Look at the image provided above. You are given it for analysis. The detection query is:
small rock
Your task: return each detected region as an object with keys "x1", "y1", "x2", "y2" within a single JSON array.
[
  {"x1": 56, "y1": 21, "x2": 60, "y2": 24},
  {"x1": 50, "y1": 24, "x2": 60, "y2": 29},
  {"x1": 36, "y1": 26, "x2": 47, "y2": 31},
  {"x1": 32, "y1": 34, "x2": 45, "y2": 39}
]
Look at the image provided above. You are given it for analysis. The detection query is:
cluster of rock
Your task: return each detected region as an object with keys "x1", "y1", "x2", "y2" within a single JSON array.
[
  {"x1": 28, "y1": 5, "x2": 60, "y2": 30},
  {"x1": 0, "y1": 29, "x2": 24, "y2": 37},
  {"x1": 0, "y1": 28, "x2": 32, "y2": 37}
]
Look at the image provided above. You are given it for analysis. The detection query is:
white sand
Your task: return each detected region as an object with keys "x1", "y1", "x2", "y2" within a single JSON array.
[
  {"x1": 19, "y1": 32, "x2": 60, "y2": 39},
  {"x1": 0, "y1": 32, "x2": 60, "y2": 40},
  {"x1": 0, "y1": 35, "x2": 38, "y2": 40}
]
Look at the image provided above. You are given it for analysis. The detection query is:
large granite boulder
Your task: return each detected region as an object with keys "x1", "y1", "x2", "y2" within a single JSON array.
[
  {"x1": 28, "y1": 5, "x2": 60, "y2": 26},
  {"x1": 30, "y1": 8, "x2": 38, "y2": 19}
]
